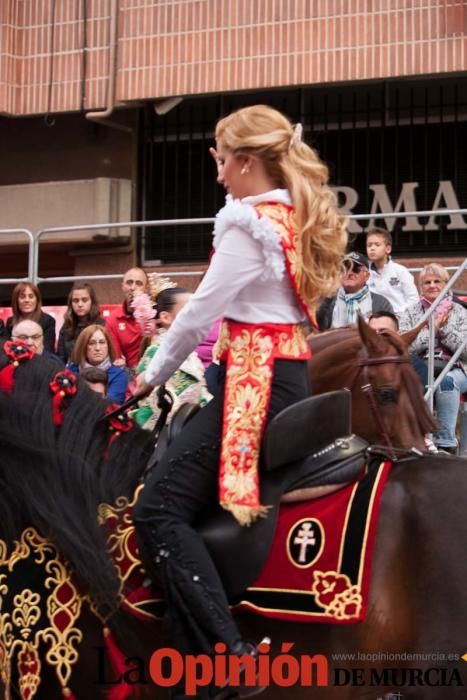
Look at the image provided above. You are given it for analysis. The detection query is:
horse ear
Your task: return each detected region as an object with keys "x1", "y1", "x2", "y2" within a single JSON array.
[
  {"x1": 357, "y1": 314, "x2": 386, "y2": 354},
  {"x1": 400, "y1": 320, "x2": 425, "y2": 348}
]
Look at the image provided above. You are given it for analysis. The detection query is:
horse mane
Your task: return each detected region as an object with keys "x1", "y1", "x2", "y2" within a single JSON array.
[
  {"x1": 0, "y1": 355, "x2": 154, "y2": 613},
  {"x1": 309, "y1": 325, "x2": 359, "y2": 354},
  {"x1": 309, "y1": 328, "x2": 362, "y2": 384}
]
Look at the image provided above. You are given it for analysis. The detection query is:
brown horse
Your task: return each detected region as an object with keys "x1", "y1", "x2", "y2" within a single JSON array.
[
  {"x1": 0, "y1": 329, "x2": 466, "y2": 700},
  {"x1": 308, "y1": 317, "x2": 437, "y2": 451}
]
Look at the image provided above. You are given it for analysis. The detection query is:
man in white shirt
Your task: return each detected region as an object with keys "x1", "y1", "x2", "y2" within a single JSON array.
[{"x1": 366, "y1": 227, "x2": 419, "y2": 314}]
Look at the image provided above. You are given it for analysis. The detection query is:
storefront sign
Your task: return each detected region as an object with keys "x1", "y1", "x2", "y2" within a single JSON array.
[{"x1": 333, "y1": 180, "x2": 466, "y2": 233}]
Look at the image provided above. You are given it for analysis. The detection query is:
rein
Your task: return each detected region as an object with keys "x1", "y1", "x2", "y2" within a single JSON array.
[{"x1": 350, "y1": 348, "x2": 410, "y2": 460}]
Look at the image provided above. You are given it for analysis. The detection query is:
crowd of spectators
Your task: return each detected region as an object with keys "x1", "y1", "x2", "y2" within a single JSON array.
[
  {"x1": 0, "y1": 267, "x2": 217, "y2": 423},
  {"x1": 0, "y1": 236, "x2": 465, "y2": 453}
]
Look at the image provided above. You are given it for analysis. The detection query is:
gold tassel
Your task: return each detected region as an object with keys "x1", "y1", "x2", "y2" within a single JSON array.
[{"x1": 222, "y1": 503, "x2": 272, "y2": 527}]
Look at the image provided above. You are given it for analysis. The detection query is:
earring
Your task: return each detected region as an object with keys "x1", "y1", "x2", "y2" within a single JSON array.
[{"x1": 241, "y1": 167, "x2": 249, "y2": 175}]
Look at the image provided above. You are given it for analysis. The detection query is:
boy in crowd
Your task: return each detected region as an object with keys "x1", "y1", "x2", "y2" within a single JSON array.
[{"x1": 366, "y1": 227, "x2": 419, "y2": 314}]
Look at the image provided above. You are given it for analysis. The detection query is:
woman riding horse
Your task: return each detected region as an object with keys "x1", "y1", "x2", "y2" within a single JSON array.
[{"x1": 132, "y1": 104, "x2": 347, "y2": 698}]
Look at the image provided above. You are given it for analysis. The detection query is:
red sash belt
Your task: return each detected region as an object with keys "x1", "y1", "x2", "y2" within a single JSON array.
[{"x1": 217, "y1": 320, "x2": 311, "y2": 526}]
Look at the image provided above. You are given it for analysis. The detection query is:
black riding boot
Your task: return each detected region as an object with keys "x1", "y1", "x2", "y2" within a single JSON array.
[
  {"x1": 133, "y1": 377, "x2": 249, "y2": 655},
  {"x1": 136, "y1": 515, "x2": 244, "y2": 656}
]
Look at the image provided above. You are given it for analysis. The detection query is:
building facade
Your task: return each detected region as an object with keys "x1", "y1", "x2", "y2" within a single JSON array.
[{"x1": 0, "y1": 0, "x2": 465, "y2": 301}]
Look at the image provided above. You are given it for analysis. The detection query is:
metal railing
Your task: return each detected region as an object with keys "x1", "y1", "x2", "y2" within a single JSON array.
[
  {"x1": 0, "y1": 228, "x2": 35, "y2": 282},
  {"x1": 1, "y1": 207, "x2": 466, "y2": 413},
  {"x1": 0, "y1": 207, "x2": 465, "y2": 289},
  {"x1": 32, "y1": 218, "x2": 214, "y2": 285}
]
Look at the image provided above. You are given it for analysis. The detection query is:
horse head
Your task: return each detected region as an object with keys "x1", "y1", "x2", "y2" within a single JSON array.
[{"x1": 309, "y1": 318, "x2": 437, "y2": 452}]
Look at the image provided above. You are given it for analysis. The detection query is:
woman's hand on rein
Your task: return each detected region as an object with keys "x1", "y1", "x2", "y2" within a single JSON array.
[{"x1": 133, "y1": 373, "x2": 153, "y2": 399}]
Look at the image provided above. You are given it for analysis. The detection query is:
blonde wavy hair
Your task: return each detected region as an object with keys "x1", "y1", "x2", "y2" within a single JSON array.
[{"x1": 215, "y1": 105, "x2": 348, "y2": 311}]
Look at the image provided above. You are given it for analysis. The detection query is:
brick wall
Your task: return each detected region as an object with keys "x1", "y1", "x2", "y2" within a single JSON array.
[{"x1": 1, "y1": 0, "x2": 466, "y2": 116}]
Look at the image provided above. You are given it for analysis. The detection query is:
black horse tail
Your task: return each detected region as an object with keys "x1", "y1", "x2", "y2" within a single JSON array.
[{"x1": 0, "y1": 354, "x2": 154, "y2": 615}]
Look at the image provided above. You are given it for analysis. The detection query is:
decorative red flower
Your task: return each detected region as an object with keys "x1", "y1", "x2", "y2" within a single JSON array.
[
  {"x1": 3, "y1": 339, "x2": 34, "y2": 363},
  {"x1": 0, "y1": 340, "x2": 34, "y2": 392},
  {"x1": 327, "y1": 585, "x2": 362, "y2": 620},
  {"x1": 49, "y1": 369, "x2": 78, "y2": 397},
  {"x1": 104, "y1": 404, "x2": 134, "y2": 433},
  {"x1": 312, "y1": 571, "x2": 362, "y2": 619},
  {"x1": 49, "y1": 370, "x2": 78, "y2": 426},
  {"x1": 312, "y1": 571, "x2": 350, "y2": 607}
]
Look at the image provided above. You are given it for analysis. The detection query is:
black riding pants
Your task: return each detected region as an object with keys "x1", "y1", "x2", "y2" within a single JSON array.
[{"x1": 133, "y1": 360, "x2": 309, "y2": 655}]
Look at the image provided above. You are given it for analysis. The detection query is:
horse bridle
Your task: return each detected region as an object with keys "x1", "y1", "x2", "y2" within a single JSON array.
[{"x1": 350, "y1": 346, "x2": 410, "y2": 458}]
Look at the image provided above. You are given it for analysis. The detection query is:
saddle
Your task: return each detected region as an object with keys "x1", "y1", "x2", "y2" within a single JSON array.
[{"x1": 150, "y1": 390, "x2": 368, "y2": 600}]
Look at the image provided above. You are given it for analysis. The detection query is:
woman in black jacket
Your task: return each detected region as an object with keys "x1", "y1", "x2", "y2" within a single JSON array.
[
  {"x1": 57, "y1": 282, "x2": 104, "y2": 364},
  {"x1": 6, "y1": 282, "x2": 56, "y2": 353}
]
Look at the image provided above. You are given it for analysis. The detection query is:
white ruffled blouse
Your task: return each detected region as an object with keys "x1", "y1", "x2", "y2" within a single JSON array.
[{"x1": 144, "y1": 189, "x2": 305, "y2": 387}]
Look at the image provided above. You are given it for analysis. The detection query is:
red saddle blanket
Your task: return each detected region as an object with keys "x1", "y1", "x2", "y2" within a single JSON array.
[{"x1": 236, "y1": 459, "x2": 392, "y2": 623}]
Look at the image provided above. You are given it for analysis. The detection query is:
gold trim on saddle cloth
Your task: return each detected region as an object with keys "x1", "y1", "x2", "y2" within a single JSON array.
[{"x1": 217, "y1": 320, "x2": 310, "y2": 527}]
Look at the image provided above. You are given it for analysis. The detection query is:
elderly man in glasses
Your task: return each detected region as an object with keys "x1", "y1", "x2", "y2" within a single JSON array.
[
  {"x1": 317, "y1": 252, "x2": 394, "y2": 330},
  {"x1": 10, "y1": 320, "x2": 63, "y2": 365}
]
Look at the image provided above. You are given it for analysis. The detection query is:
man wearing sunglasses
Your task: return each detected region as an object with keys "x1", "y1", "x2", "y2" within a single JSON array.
[{"x1": 317, "y1": 252, "x2": 394, "y2": 330}]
